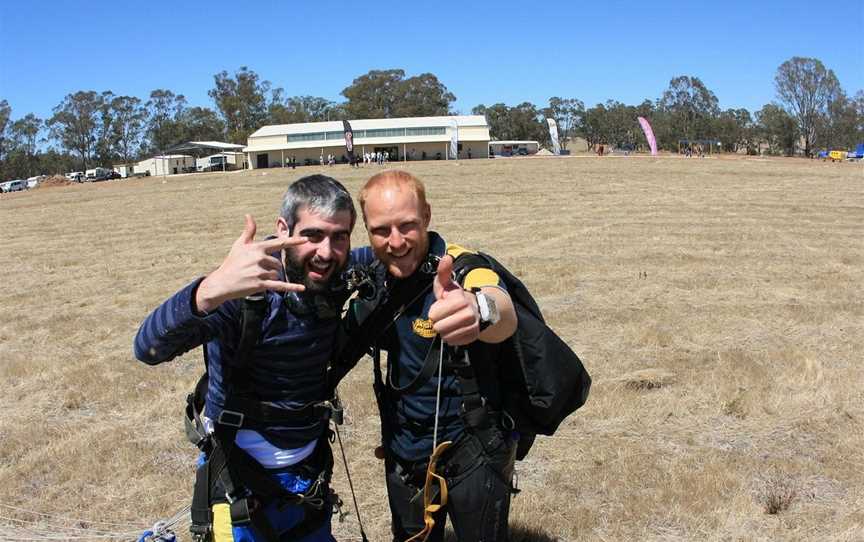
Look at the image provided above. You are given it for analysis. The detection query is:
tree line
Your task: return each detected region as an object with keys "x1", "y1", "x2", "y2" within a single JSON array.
[
  {"x1": 1, "y1": 57, "x2": 861, "y2": 180},
  {"x1": 478, "y1": 58, "x2": 862, "y2": 156}
]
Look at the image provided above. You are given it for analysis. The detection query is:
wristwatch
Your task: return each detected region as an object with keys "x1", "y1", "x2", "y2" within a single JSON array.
[{"x1": 472, "y1": 288, "x2": 500, "y2": 331}]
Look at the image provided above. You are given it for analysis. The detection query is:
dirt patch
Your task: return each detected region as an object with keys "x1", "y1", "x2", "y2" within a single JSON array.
[{"x1": 36, "y1": 175, "x2": 75, "y2": 188}]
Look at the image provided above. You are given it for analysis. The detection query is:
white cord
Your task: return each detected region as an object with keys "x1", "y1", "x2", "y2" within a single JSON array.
[{"x1": 432, "y1": 335, "x2": 445, "y2": 451}]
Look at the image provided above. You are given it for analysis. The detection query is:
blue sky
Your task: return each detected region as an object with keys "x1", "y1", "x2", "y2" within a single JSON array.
[{"x1": 1, "y1": 0, "x2": 862, "y2": 123}]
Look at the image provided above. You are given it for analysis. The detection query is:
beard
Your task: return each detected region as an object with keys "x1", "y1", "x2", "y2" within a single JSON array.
[{"x1": 284, "y1": 249, "x2": 336, "y2": 294}]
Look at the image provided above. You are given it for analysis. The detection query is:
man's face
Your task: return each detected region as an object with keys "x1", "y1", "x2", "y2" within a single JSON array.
[
  {"x1": 277, "y1": 207, "x2": 352, "y2": 292},
  {"x1": 363, "y1": 184, "x2": 430, "y2": 279}
]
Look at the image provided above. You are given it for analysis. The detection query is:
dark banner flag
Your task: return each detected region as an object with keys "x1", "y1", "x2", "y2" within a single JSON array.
[{"x1": 343, "y1": 120, "x2": 355, "y2": 164}]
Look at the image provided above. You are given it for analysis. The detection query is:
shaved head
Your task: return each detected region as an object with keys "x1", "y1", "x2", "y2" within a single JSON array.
[{"x1": 359, "y1": 170, "x2": 428, "y2": 223}]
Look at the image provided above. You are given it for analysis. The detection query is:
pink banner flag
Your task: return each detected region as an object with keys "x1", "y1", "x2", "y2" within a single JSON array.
[{"x1": 637, "y1": 116, "x2": 658, "y2": 156}]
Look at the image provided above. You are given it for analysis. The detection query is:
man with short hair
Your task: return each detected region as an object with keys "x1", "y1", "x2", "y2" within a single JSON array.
[
  {"x1": 134, "y1": 175, "x2": 356, "y2": 542},
  {"x1": 351, "y1": 170, "x2": 519, "y2": 541}
]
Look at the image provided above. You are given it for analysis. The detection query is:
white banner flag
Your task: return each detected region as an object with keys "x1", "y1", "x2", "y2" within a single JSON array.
[
  {"x1": 450, "y1": 118, "x2": 459, "y2": 159},
  {"x1": 546, "y1": 118, "x2": 561, "y2": 155}
]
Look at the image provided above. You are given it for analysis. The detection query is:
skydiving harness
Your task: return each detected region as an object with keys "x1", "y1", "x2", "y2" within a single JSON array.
[
  {"x1": 185, "y1": 294, "x2": 360, "y2": 542},
  {"x1": 341, "y1": 248, "x2": 591, "y2": 492}
]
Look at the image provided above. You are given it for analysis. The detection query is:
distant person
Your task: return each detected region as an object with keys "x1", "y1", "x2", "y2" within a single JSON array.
[{"x1": 134, "y1": 175, "x2": 358, "y2": 541}]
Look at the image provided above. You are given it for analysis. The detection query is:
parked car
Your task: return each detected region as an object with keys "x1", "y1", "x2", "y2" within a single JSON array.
[
  {"x1": 66, "y1": 171, "x2": 85, "y2": 182},
  {"x1": 0, "y1": 180, "x2": 27, "y2": 193}
]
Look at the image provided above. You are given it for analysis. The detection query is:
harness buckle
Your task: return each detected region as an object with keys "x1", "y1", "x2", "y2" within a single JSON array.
[{"x1": 217, "y1": 410, "x2": 245, "y2": 428}]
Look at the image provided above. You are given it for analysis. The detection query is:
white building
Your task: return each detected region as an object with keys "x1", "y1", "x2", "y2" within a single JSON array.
[
  {"x1": 244, "y1": 115, "x2": 490, "y2": 169},
  {"x1": 135, "y1": 155, "x2": 195, "y2": 176},
  {"x1": 113, "y1": 164, "x2": 135, "y2": 178}
]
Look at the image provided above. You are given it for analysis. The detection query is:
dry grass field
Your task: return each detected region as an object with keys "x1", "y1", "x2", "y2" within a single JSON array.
[{"x1": 1, "y1": 155, "x2": 862, "y2": 541}]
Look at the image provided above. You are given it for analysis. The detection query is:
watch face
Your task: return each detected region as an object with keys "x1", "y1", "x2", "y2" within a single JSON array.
[{"x1": 477, "y1": 292, "x2": 500, "y2": 324}]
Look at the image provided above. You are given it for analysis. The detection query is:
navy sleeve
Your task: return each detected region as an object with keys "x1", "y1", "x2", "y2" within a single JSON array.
[{"x1": 133, "y1": 278, "x2": 238, "y2": 365}]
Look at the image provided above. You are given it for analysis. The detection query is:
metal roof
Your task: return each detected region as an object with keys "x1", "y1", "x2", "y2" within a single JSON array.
[
  {"x1": 164, "y1": 141, "x2": 245, "y2": 153},
  {"x1": 249, "y1": 115, "x2": 488, "y2": 139}
]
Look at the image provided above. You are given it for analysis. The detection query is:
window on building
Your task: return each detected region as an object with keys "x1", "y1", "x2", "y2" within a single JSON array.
[
  {"x1": 287, "y1": 132, "x2": 326, "y2": 142},
  {"x1": 365, "y1": 128, "x2": 407, "y2": 138},
  {"x1": 405, "y1": 127, "x2": 446, "y2": 136},
  {"x1": 324, "y1": 131, "x2": 344, "y2": 140}
]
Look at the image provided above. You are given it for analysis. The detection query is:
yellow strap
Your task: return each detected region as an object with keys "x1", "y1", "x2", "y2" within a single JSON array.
[
  {"x1": 211, "y1": 503, "x2": 235, "y2": 542},
  {"x1": 445, "y1": 244, "x2": 500, "y2": 289}
]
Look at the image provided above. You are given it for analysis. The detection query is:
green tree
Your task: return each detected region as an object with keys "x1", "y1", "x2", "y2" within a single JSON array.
[
  {"x1": 473, "y1": 102, "x2": 546, "y2": 143},
  {"x1": 269, "y1": 95, "x2": 339, "y2": 124},
  {"x1": 48, "y1": 91, "x2": 102, "y2": 170},
  {"x1": 659, "y1": 75, "x2": 720, "y2": 144},
  {"x1": 342, "y1": 69, "x2": 455, "y2": 119},
  {"x1": 755, "y1": 104, "x2": 797, "y2": 156},
  {"x1": 342, "y1": 69, "x2": 407, "y2": 119},
  {"x1": 0, "y1": 100, "x2": 11, "y2": 172},
  {"x1": 37, "y1": 148, "x2": 77, "y2": 175},
  {"x1": 179, "y1": 106, "x2": 226, "y2": 142},
  {"x1": 581, "y1": 103, "x2": 609, "y2": 150},
  {"x1": 110, "y1": 95, "x2": 146, "y2": 165},
  {"x1": 146, "y1": 89, "x2": 187, "y2": 153},
  {"x1": 774, "y1": 56, "x2": 841, "y2": 156},
  {"x1": 815, "y1": 90, "x2": 862, "y2": 150},
  {"x1": 544, "y1": 97, "x2": 584, "y2": 150},
  {"x1": 396, "y1": 73, "x2": 455, "y2": 117},
  {"x1": 715, "y1": 108, "x2": 754, "y2": 153},
  {"x1": 9, "y1": 113, "x2": 42, "y2": 177},
  {"x1": 209, "y1": 67, "x2": 271, "y2": 143},
  {"x1": 94, "y1": 91, "x2": 116, "y2": 166}
]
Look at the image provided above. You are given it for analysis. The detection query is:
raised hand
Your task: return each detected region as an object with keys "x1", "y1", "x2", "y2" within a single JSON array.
[
  {"x1": 195, "y1": 215, "x2": 308, "y2": 314},
  {"x1": 428, "y1": 255, "x2": 481, "y2": 346}
]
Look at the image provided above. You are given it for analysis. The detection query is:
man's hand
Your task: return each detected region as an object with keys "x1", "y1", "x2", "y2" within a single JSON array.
[
  {"x1": 428, "y1": 255, "x2": 481, "y2": 346},
  {"x1": 195, "y1": 215, "x2": 308, "y2": 314}
]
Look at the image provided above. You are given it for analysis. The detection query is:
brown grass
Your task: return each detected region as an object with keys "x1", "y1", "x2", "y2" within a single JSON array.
[{"x1": 1, "y1": 156, "x2": 862, "y2": 541}]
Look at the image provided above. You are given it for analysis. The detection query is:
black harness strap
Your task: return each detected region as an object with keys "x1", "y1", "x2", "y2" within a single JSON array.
[{"x1": 189, "y1": 295, "x2": 336, "y2": 542}]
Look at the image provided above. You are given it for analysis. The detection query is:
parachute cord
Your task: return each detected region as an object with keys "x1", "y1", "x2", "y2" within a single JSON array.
[
  {"x1": 334, "y1": 424, "x2": 369, "y2": 542},
  {"x1": 432, "y1": 335, "x2": 445, "y2": 452}
]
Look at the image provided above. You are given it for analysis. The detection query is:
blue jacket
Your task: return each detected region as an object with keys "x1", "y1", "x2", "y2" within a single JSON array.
[{"x1": 134, "y1": 276, "x2": 346, "y2": 449}]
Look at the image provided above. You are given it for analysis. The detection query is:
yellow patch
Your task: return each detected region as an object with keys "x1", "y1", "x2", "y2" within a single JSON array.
[
  {"x1": 412, "y1": 318, "x2": 437, "y2": 338},
  {"x1": 445, "y1": 244, "x2": 501, "y2": 289},
  {"x1": 463, "y1": 268, "x2": 500, "y2": 290},
  {"x1": 212, "y1": 503, "x2": 235, "y2": 541}
]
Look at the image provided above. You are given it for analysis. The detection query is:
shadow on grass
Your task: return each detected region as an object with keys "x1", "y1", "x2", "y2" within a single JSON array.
[{"x1": 443, "y1": 523, "x2": 561, "y2": 541}]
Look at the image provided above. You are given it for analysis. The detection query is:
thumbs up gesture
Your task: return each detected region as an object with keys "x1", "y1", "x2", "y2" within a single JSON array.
[
  {"x1": 428, "y1": 255, "x2": 481, "y2": 346},
  {"x1": 195, "y1": 214, "x2": 310, "y2": 314}
]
